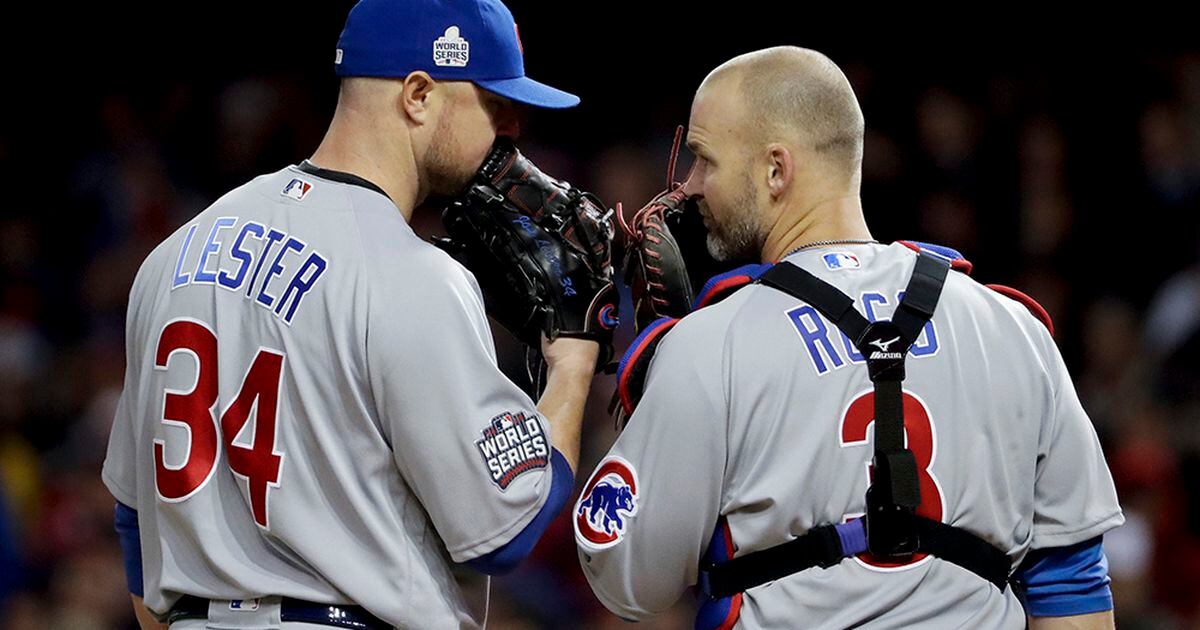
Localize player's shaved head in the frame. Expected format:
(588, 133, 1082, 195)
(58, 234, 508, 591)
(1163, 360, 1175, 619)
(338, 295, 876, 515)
(701, 46, 865, 186)
(687, 46, 871, 263)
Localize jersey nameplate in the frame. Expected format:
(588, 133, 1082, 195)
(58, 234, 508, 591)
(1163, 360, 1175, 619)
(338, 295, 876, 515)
(787, 290, 940, 376)
(171, 217, 329, 326)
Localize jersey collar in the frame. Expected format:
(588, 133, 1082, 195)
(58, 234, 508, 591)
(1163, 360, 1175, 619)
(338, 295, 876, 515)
(296, 160, 391, 202)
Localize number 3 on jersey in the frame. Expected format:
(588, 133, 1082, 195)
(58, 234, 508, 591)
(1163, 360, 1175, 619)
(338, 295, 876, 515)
(153, 318, 285, 528)
(840, 389, 944, 569)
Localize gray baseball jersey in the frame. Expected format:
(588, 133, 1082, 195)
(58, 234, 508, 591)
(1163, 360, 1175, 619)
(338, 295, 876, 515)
(575, 242, 1123, 629)
(102, 163, 557, 628)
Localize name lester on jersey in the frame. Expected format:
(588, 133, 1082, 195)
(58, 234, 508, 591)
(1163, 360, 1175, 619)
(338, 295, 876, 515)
(170, 216, 329, 326)
(476, 412, 549, 490)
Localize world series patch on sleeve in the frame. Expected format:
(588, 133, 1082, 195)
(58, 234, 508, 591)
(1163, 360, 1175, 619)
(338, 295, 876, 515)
(475, 412, 550, 490)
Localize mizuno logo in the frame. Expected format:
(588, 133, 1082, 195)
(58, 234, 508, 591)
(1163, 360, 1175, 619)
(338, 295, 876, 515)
(869, 336, 901, 353)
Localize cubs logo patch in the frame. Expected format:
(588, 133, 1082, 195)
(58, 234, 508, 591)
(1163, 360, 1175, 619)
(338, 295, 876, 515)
(282, 178, 313, 201)
(574, 456, 639, 550)
(433, 26, 470, 68)
(823, 252, 860, 270)
(475, 411, 548, 490)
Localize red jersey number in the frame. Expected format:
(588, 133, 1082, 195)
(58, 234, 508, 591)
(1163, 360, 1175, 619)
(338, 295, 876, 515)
(153, 319, 285, 528)
(840, 390, 943, 568)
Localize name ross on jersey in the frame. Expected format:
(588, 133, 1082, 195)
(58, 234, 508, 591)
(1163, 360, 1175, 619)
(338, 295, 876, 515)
(475, 411, 549, 490)
(171, 217, 329, 326)
(788, 290, 941, 375)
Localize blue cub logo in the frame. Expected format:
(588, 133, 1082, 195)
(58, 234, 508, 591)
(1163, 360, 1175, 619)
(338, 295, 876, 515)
(579, 482, 635, 533)
(574, 457, 640, 550)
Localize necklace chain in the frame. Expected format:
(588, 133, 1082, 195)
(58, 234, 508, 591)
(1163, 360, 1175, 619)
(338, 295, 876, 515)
(783, 238, 879, 259)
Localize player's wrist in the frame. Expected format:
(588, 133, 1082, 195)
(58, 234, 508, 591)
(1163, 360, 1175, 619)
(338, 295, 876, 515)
(542, 336, 600, 376)
(546, 353, 600, 378)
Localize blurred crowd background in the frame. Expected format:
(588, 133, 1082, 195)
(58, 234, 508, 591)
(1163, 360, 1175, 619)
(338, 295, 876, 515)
(1, 4, 1198, 628)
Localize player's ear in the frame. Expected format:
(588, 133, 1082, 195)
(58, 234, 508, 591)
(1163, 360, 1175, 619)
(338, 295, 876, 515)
(401, 71, 437, 125)
(765, 143, 793, 200)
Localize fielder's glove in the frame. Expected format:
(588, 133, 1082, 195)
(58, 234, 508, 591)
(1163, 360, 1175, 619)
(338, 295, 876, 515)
(435, 138, 620, 375)
(616, 126, 697, 332)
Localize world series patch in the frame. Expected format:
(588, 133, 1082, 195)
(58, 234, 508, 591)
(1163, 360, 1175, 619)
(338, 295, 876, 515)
(475, 411, 549, 490)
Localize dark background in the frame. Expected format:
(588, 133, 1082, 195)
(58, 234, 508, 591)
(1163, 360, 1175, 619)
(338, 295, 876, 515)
(0, 3, 1197, 628)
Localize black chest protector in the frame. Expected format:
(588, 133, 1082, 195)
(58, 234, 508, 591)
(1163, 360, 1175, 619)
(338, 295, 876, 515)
(698, 252, 1012, 599)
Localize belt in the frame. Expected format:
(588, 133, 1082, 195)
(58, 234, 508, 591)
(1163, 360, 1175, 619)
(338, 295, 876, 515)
(168, 595, 390, 629)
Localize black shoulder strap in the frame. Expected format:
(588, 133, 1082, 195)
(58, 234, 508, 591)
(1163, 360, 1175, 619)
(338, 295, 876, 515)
(758, 262, 871, 342)
(701, 251, 1009, 597)
(893, 252, 951, 344)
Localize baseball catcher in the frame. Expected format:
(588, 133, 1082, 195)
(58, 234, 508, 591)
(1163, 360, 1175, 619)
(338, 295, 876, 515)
(575, 47, 1121, 630)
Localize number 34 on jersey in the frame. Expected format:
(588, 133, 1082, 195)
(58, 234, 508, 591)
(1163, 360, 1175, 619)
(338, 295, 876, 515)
(152, 318, 286, 529)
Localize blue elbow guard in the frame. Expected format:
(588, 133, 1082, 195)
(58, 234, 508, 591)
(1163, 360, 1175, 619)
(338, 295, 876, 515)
(1016, 536, 1113, 617)
(466, 449, 574, 575)
(114, 502, 143, 597)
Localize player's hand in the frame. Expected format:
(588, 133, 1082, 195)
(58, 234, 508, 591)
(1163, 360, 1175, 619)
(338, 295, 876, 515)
(541, 335, 600, 376)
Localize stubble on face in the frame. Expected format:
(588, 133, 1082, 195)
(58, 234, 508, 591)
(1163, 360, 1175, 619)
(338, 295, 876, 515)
(424, 109, 480, 198)
(704, 166, 766, 262)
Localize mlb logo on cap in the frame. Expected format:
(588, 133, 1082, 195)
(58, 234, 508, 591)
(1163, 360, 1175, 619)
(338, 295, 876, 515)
(823, 252, 860, 270)
(282, 178, 314, 201)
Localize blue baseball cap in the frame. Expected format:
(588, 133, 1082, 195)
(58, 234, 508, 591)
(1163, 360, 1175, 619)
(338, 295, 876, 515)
(335, 0, 580, 109)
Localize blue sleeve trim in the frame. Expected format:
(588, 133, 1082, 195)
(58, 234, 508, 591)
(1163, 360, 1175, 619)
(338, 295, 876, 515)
(1015, 536, 1113, 617)
(0, 488, 23, 598)
(114, 501, 144, 597)
(696, 518, 740, 630)
(466, 449, 574, 575)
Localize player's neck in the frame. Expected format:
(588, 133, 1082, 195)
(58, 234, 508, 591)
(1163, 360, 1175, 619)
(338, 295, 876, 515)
(760, 195, 873, 263)
(309, 117, 420, 220)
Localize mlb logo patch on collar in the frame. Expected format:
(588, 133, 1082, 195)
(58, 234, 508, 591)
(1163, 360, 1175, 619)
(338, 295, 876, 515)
(823, 252, 860, 270)
(282, 178, 314, 201)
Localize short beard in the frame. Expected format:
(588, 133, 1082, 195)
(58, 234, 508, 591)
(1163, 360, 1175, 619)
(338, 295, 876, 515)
(705, 172, 766, 262)
(424, 113, 479, 198)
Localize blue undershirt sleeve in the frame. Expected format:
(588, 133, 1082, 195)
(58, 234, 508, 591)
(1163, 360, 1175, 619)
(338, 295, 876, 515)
(466, 448, 574, 575)
(114, 501, 143, 597)
(1015, 536, 1113, 617)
